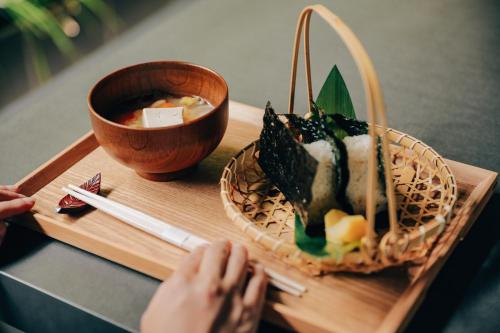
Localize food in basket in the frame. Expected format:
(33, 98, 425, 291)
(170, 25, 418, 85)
(258, 65, 387, 258)
(110, 94, 213, 128)
(259, 82, 386, 227)
(221, 5, 458, 272)
(325, 212, 367, 243)
(324, 209, 367, 256)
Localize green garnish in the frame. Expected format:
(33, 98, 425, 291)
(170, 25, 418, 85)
(316, 65, 356, 120)
(294, 213, 329, 257)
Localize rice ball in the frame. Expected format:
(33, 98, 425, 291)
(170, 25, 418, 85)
(343, 134, 387, 214)
(303, 140, 338, 221)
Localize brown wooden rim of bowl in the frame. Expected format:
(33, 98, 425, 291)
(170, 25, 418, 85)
(87, 60, 229, 132)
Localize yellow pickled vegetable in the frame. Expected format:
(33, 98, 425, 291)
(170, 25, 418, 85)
(326, 215, 367, 244)
(324, 209, 348, 228)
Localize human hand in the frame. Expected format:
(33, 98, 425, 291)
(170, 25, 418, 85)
(0, 185, 35, 245)
(141, 240, 268, 333)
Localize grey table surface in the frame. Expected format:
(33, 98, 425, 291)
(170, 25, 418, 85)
(0, 0, 499, 332)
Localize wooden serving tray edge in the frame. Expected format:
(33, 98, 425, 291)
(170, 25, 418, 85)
(13, 102, 498, 333)
(377, 159, 497, 333)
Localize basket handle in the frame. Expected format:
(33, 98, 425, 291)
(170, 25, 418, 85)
(287, 5, 399, 248)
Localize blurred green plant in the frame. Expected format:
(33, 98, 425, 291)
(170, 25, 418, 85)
(0, 0, 122, 81)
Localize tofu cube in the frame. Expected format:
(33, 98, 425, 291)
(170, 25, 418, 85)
(143, 107, 184, 128)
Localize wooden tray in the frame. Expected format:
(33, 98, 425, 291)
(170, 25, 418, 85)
(15, 101, 497, 333)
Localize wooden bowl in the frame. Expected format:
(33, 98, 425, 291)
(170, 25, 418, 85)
(88, 61, 229, 181)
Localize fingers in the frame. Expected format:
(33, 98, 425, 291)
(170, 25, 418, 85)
(0, 189, 25, 202)
(0, 185, 19, 192)
(243, 264, 268, 308)
(222, 243, 248, 293)
(0, 185, 31, 245)
(0, 197, 35, 220)
(236, 264, 268, 333)
(199, 240, 231, 281)
(176, 245, 207, 278)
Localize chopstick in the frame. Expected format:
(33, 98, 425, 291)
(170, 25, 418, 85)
(62, 185, 306, 297)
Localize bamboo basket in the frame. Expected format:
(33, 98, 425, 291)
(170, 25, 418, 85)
(220, 4, 457, 275)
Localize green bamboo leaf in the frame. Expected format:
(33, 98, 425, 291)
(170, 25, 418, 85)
(316, 65, 356, 120)
(294, 214, 329, 257)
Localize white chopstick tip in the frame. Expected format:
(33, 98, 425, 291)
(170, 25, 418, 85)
(269, 278, 304, 297)
(264, 268, 307, 294)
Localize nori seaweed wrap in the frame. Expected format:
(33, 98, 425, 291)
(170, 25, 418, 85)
(259, 103, 342, 235)
(258, 102, 386, 236)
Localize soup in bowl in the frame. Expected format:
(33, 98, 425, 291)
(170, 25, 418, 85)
(88, 61, 229, 181)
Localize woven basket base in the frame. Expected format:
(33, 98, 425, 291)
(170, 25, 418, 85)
(221, 129, 456, 275)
